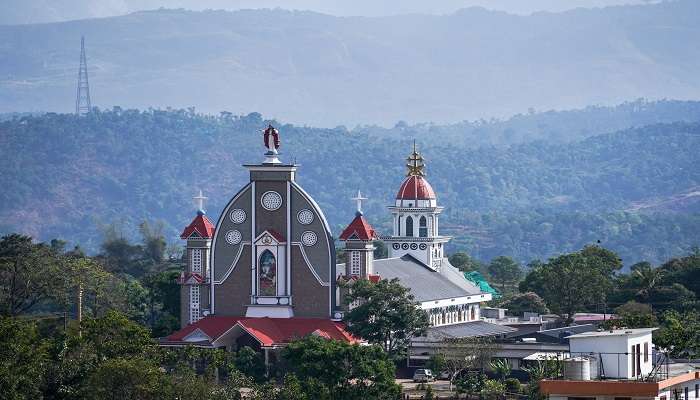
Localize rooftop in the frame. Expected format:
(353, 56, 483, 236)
(566, 327, 658, 339)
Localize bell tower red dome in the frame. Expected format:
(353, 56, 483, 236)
(396, 175, 436, 200)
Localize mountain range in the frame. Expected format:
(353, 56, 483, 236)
(1, 0, 699, 126)
(1, 101, 699, 266)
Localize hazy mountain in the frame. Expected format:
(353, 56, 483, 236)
(1, 103, 699, 265)
(0, 0, 653, 25)
(1, 1, 698, 127)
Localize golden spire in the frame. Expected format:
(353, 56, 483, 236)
(406, 140, 426, 176)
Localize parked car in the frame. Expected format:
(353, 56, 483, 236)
(438, 370, 452, 380)
(413, 369, 435, 382)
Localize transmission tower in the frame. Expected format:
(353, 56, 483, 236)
(75, 36, 91, 115)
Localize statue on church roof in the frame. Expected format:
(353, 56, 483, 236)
(263, 124, 280, 154)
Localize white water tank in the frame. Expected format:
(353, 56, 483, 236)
(564, 357, 592, 380)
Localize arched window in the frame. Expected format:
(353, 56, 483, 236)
(405, 216, 414, 237)
(419, 216, 428, 237)
(258, 250, 277, 296)
(470, 306, 476, 321)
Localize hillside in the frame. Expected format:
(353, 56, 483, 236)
(1, 107, 699, 265)
(1, 1, 700, 126)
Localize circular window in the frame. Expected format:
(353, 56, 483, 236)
(297, 209, 314, 225)
(401, 243, 410, 250)
(301, 231, 318, 247)
(392, 243, 401, 250)
(225, 230, 242, 245)
(419, 243, 427, 250)
(261, 191, 283, 211)
(230, 209, 246, 224)
(410, 243, 418, 250)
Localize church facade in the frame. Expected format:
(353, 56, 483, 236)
(163, 125, 512, 360)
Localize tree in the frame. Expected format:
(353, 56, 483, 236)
(342, 278, 429, 358)
(0, 234, 62, 316)
(499, 292, 549, 316)
(282, 336, 400, 400)
(436, 336, 498, 391)
(84, 358, 166, 400)
(373, 240, 388, 259)
(77, 310, 154, 360)
(233, 346, 266, 383)
(654, 310, 700, 358)
(0, 317, 48, 399)
(449, 252, 480, 272)
(630, 262, 664, 302)
(530, 246, 620, 322)
(490, 358, 511, 381)
(600, 301, 657, 329)
(488, 256, 522, 292)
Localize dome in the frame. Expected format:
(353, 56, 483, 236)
(396, 175, 436, 200)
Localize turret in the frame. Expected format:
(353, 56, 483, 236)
(179, 190, 215, 327)
(339, 190, 378, 279)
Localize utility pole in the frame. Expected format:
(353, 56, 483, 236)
(75, 36, 91, 115)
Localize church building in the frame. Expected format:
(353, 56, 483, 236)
(162, 125, 512, 364)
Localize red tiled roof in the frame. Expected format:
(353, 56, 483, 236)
(368, 274, 381, 283)
(339, 214, 377, 241)
(166, 316, 359, 347)
(167, 316, 244, 341)
(396, 175, 436, 200)
(181, 213, 215, 239)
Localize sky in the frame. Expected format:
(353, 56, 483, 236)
(2, 0, 657, 25)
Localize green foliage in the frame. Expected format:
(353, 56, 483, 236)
(233, 346, 266, 383)
(281, 336, 400, 400)
(426, 353, 446, 376)
(504, 377, 521, 393)
(342, 278, 429, 358)
(523, 246, 621, 321)
(481, 379, 506, 399)
(488, 256, 522, 292)
(2, 110, 700, 266)
(84, 358, 166, 400)
(498, 292, 549, 316)
(449, 252, 482, 272)
(601, 301, 657, 329)
(0, 317, 48, 399)
(490, 358, 511, 381)
(654, 310, 700, 358)
(456, 373, 486, 395)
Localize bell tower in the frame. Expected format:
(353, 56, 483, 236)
(383, 143, 450, 270)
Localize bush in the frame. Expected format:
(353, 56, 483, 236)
(481, 379, 506, 399)
(505, 377, 521, 393)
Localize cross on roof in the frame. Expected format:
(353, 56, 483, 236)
(193, 189, 207, 212)
(351, 190, 367, 213)
(406, 140, 425, 176)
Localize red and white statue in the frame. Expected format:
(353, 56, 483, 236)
(263, 124, 280, 154)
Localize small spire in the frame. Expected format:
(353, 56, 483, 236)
(193, 189, 207, 214)
(406, 141, 426, 177)
(351, 190, 368, 216)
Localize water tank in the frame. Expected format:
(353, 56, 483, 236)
(563, 357, 591, 380)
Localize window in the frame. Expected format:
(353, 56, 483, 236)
(350, 251, 361, 276)
(695, 384, 698, 398)
(470, 306, 476, 320)
(631, 345, 636, 376)
(405, 216, 414, 237)
(685, 387, 689, 400)
(636, 344, 641, 375)
(419, 216, 428, 237)
(644, 342, 649, 362)
(189, 285, 200, 324)
(258, 250, 277, 296)
(191, 249, 202, 274)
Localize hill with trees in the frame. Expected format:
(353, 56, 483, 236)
(1, 102, 699, 265)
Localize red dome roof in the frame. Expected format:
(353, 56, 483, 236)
(396, 175, 436, 200)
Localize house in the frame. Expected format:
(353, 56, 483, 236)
(540, 328, 700, 400)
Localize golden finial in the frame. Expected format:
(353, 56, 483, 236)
(406, 140, 425, 176)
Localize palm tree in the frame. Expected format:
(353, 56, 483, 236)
(631, 262, 664, 302)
